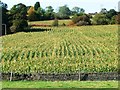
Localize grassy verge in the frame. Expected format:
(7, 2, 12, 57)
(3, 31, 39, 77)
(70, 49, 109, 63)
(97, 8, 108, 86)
(2, 81, 118, 88)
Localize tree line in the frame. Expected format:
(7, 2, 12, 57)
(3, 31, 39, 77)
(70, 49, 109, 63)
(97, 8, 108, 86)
(1, 1, 120, 35)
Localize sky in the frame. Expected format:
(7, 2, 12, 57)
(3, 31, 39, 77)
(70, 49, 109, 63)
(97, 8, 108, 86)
(1, 0, 120, 13)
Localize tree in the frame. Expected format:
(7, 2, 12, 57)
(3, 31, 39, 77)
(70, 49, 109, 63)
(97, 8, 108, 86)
(26, 6, 31, 11)
(27, 6, 34, 15)
(92, 13, 109, 25)
(80, 8, 85, 13)
(10, 3, 27, 20)
(46, 6, 54, 13)
(9, 3, 28, 33)
(72, 7, 85, 15)
(27, 6, 39, 21)
(106, 9, 117, 19)
(58, 5, 71, 19)
(100, 8, 107, 14)
(34, 2, 40, 11)
(28, 13, 39, 21)
(28, 12, 39, 21)
(36, 7, 45, 20)
(45, 6, 55, 20)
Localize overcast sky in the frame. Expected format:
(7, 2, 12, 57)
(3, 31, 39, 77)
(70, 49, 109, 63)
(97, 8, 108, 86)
(1, 0, 119, 13)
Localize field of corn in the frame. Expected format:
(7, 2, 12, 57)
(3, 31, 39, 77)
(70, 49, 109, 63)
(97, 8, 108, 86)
(0, 25, 118, 74)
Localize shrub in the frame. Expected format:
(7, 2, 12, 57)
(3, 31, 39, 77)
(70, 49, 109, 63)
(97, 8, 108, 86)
(52, 19, 58, 26)
(72, 15, 80, 24)
(72, 14, 91, 25)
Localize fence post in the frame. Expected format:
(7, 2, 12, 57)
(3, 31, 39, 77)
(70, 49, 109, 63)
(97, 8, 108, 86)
(10, 70, 13, 81)
(78, 70, 80, 81)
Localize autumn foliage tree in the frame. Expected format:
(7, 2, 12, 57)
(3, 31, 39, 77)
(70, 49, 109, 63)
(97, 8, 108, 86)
(27, 6, 39, 21)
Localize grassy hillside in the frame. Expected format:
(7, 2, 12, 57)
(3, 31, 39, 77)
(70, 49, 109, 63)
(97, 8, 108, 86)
(1, 25, 118, 73)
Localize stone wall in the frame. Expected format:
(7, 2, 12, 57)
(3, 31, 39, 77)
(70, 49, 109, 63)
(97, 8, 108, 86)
(2, 72, 119, 81)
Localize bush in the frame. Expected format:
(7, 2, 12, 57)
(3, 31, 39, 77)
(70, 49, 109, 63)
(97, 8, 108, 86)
(52, 19, 58, 26)
(72, 15, 80, 24)
(72, 14, 91, 25)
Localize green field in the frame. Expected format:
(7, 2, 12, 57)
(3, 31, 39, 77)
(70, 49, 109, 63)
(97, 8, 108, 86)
(2, 81, 118, 88)
(1, 25, 118, 73)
